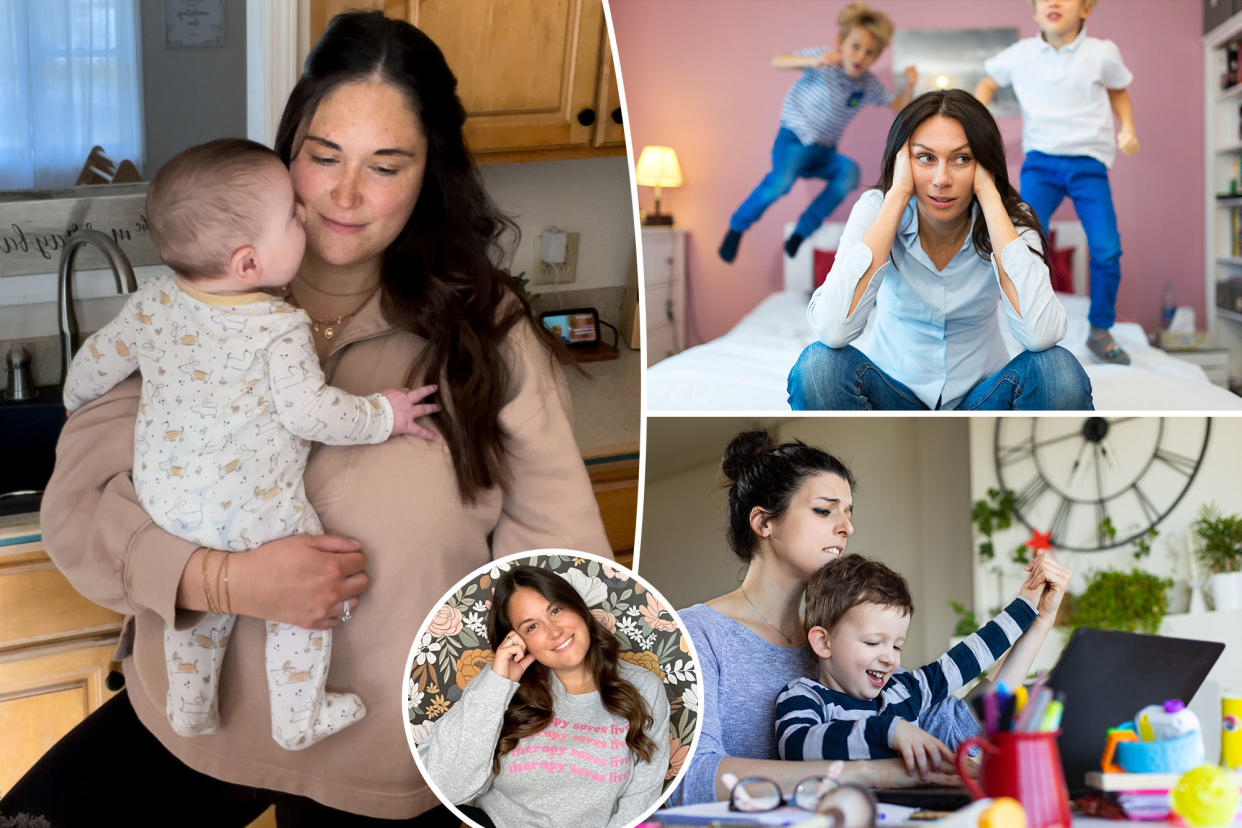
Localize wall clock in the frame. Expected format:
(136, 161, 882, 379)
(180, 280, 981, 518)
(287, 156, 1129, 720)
(993, 418, 1211, 552)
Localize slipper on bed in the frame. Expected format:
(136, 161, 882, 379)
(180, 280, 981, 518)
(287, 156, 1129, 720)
(1087, 327, 1131, 365)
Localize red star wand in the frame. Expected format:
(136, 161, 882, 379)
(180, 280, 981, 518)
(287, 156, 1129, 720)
(1025, 528, 1053, 553)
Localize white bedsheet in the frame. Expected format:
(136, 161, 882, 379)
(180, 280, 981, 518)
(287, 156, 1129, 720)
(646, 291, 1242, 411)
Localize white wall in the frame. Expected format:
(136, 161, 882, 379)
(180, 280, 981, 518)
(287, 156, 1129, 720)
(479, 157, 637, 291)
(638, 417, 974, 669)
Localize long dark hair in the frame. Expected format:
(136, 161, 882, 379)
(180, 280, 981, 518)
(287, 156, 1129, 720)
(486, 565, 658, 776)
(275, 11, 559, 503)
(875, 90, 1049, 267)
(722, 428, 856, 562)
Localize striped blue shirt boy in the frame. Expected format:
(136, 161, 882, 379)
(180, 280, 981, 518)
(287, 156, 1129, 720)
(779, 48, 893, 148)
(775, 597, 1037, 761)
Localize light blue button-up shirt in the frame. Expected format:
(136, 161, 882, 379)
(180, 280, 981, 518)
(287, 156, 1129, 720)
(807, 189, 1068, 410)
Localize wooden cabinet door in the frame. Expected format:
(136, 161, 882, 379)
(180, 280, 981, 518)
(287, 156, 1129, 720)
(0, 642, 119, 793)
(410, 0, 604, 152)
(308, 0, 611, 154)
(593, 22, 625, 148)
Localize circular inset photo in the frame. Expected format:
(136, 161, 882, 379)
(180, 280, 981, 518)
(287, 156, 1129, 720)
(403, 550, 702, 828)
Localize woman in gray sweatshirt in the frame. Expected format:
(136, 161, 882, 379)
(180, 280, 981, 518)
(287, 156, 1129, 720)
(422, 564, 670, 827)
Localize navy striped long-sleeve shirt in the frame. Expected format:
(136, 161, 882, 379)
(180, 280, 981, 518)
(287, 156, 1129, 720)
(774, 597, 1038, 761)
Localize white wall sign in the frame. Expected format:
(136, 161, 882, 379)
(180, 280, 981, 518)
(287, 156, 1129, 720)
(164, 0, 225, 48)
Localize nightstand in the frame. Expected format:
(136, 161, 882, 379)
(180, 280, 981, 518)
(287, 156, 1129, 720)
(641, 227, 687, 367)
(1160, 346, 1231, 387)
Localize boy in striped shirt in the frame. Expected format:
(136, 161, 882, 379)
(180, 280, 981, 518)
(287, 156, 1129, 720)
(719, 2, 916, 264)
(775, 554, 1057, 777)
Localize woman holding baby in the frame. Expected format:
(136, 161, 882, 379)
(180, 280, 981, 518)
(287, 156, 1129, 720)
(3, 11, 608, 827)
(674, 427, 1070, 807)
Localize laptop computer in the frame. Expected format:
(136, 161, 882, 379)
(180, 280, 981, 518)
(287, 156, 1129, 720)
(874, 627, 1224, 809)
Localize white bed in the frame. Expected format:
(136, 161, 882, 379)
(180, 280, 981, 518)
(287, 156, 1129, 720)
(647, 222, 1242, 411)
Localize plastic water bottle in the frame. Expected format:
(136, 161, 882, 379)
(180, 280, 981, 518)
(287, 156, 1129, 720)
(1162, 283, 1176, 329)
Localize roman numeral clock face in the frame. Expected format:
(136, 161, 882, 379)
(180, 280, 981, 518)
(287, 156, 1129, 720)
(994, 418, 1211, 552)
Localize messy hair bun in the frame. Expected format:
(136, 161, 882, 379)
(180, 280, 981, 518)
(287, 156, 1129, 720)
(722, 428, 855, 562)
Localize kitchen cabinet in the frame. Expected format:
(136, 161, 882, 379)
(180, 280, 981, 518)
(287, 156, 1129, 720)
(307, 0, 625, 162)
(0, 520, 123, 794)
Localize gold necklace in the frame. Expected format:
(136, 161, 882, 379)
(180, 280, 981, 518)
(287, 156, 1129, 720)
(285, 285, 380, 341)
(740, 585, 797, 646)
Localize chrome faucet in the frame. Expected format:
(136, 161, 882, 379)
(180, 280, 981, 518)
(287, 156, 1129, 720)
(57, 229, 138, 387)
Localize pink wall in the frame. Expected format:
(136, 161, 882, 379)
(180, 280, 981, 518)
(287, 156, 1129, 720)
(612, 0, 1204, 345)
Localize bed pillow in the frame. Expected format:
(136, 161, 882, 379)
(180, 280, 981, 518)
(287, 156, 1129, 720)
(1047, 229, 1074, 294)
(813, 248, 836, 289)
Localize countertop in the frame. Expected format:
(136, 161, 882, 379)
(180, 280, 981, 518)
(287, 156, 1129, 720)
(564, 346, 642, 462)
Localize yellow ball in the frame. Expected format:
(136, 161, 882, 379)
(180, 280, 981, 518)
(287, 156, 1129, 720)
(979, 797, 1027, 828)
(1170, 765, 1241, 827)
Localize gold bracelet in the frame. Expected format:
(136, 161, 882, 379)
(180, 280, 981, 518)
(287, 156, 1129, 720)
(199, 547, 217, 614)
(214, 550, 223, 616)
(217, 551, 231, 615)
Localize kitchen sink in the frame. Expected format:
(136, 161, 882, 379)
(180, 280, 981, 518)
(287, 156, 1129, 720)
(0, 385, 66, 518)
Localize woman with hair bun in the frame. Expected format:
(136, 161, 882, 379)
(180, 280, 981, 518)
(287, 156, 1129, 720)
(676, 428, 962, 806)
(678, 427, 1064, 806)
(424, 565, 669, 827)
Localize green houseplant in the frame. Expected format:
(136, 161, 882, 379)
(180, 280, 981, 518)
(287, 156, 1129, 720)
(1067, 568, 1173, 635)
(1194, 503, 1242, 611)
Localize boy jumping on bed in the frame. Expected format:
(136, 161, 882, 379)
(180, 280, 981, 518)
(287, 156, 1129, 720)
(718, 1, 916, 264)
(975, 0, 1138, 365)
(774, 554, 1066, 776)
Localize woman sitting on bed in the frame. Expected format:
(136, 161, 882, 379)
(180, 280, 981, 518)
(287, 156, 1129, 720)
(787, 89, 1093, 411)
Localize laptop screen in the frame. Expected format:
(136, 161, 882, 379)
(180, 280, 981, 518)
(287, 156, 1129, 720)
(1048, 627, 1224, 794)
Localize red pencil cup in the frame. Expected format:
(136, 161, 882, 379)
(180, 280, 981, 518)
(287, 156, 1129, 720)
(955, 731, 1072, 828)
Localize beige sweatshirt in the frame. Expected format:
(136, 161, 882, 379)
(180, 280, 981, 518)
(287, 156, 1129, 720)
(40, 290, 613, 819)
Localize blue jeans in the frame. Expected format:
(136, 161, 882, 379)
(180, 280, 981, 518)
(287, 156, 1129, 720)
(1020, 150, 1121, 330)
(787, 344, 1094, 410)
(730, 127, 860, 239)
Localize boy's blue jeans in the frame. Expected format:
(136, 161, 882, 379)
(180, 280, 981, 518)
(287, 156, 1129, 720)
(730, 127, 860, 240)
(787, 344, 1094, 411)
(1020, 150, 1122, 330)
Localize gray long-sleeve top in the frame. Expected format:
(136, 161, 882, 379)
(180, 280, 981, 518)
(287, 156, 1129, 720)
(423, 662, 670, 827)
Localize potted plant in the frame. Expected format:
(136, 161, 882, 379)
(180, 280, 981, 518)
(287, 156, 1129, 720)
(1067, 568, 1174, 635)
(1194, 503, 1242, 612)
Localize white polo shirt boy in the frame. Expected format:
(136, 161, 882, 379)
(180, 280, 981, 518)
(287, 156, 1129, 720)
(983, 25, 1133, 168)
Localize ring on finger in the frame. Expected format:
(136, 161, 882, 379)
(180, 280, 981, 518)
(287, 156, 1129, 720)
(341, 599, 353, 622)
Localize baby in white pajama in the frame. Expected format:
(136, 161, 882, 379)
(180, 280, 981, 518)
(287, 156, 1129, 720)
(63, 139, 436, 750)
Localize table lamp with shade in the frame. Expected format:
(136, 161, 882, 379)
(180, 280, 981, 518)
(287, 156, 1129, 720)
(635, 145, 682, 226)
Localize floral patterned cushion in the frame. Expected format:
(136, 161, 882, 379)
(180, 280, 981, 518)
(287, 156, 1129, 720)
(406, 553, 699, 789)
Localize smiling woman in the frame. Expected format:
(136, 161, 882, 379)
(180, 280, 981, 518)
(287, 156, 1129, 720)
(787, 89, 1094, 412)
(416, 558, 678, 828)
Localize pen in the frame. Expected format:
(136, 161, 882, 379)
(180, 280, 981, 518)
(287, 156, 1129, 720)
(1041, 699, 1065, 732)
(1017, 686, 1052, 732)
(1013, 685, 1029, 714)
(982, 692, 999, 734)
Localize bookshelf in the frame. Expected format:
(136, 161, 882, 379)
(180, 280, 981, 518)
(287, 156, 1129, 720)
(1205, 12, 1242, 384)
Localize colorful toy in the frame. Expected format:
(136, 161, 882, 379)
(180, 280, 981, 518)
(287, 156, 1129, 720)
(1169, 765, 1241, 828)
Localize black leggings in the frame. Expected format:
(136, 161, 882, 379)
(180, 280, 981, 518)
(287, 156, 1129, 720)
(0, 692, 462, 827)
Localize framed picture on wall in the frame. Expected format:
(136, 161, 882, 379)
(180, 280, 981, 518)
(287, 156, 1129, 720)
(164, 0, 225, 48)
